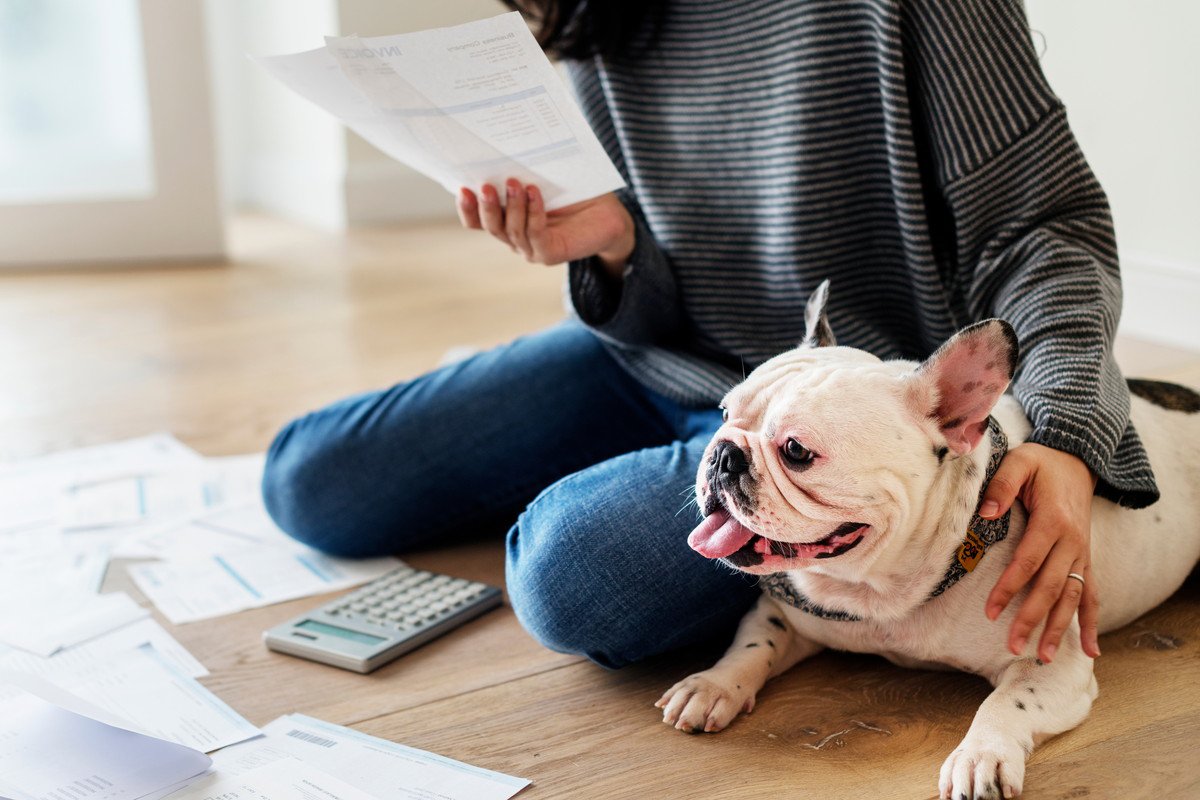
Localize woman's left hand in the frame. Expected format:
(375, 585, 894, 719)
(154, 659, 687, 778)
(978, 442, 1101, 662)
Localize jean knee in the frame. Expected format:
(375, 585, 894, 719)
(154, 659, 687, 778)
(261, 416, 369, 558)
(506, 507, 599, 665)
(505, 481, 647, 669)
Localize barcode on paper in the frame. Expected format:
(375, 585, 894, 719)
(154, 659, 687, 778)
(286, 728, 338, 748)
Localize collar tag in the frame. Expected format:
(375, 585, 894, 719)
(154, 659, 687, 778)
(956, 528, 986, 572)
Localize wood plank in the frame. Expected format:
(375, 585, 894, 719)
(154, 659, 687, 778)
(5, 214, 1199, 798)
(103, 539, 581, 728)
(352, 574, 1200, 798)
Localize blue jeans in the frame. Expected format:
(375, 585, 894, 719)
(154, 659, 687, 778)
(261, 321, 760, 668)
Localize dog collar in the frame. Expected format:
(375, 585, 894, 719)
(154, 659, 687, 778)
(762, 417, 1011, 621)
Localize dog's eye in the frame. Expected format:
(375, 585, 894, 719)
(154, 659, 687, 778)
(781, 438, 816, 467)
(721, 407, 729, 422)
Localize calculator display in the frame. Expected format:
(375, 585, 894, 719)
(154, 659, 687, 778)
(297, 619, 387, 645)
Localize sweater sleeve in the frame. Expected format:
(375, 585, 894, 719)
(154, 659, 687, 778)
(567, 189, 685, 346)
(905, 0, 1159, 507)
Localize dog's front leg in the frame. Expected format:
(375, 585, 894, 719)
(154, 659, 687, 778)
(939, 636, 1097, 799)
(656, 595, 822, 733)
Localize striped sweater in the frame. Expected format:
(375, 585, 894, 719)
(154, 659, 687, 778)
(563, 0, 1158, 508)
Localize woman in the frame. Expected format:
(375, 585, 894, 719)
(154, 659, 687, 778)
(262, 0, 1158, 669)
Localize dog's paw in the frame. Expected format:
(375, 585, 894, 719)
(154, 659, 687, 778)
(654, 672, 755, 734)
(938, 734, 1026, 799)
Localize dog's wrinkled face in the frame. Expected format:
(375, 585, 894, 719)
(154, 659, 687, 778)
(691, 347, 924, 576)
(689, 282, 1018, 578)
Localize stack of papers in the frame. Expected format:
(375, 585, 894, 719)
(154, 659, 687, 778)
(0, 590, 148, 656)
(0, 686, 212, 800)
(187, 714, 530, 800)
(0, 434, 401, 640)
(255, 12, 625, 210)
(0, 621, 259, 753)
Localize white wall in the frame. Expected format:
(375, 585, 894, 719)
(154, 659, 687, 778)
(1025, 0, 1200, 349)
(205, 0, 503, 230)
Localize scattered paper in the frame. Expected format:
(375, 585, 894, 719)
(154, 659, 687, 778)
(116, 499, 298, 561)
(0, 590, 148, 657)
(166, 758, 378, 800)
(0, 686, 211, 800)
(130, 546, 401, 624)
(210, 714, 530, 800)
(0, 539, 111, 595)
(0, 617, 208, 680)
(255, 12, 625, 209)
(0, 642, 259, 753)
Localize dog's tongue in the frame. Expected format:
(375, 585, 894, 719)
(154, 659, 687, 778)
(688, 510, 756, 559)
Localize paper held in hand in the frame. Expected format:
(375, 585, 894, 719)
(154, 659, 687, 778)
(254, 12, 626, 210)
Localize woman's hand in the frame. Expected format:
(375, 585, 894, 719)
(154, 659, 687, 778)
(980, 442, 1101, 663)
(457, 180, 635, 279)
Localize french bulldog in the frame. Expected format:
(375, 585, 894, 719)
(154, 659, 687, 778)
(658, 281, 1200, 799)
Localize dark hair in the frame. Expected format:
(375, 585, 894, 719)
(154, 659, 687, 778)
(502, 0, 667, 60)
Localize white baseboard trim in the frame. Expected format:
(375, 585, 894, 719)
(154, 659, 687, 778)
(344, 162, 457, 225)
(1119, 252, 1200, 350)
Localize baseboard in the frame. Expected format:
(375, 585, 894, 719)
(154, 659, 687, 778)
(343, 161, 458, 225)
(1118, 253, 1200, 350)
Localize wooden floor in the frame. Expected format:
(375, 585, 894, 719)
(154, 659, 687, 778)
(3, 215, 1199, 799)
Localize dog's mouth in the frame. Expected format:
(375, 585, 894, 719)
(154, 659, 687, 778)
(688, 510, 869, 569)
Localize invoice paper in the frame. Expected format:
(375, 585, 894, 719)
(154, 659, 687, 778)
(0, 590, 148, 656)
(0, 643, 259, 753)
(0, 688, 211, 800)
(0, 433, 203, 534)
(209, 714, 530, 800)
(0, 618, 208, 681)
(129, 546, 401, 624)
(115, 499, 298, 561)
(162, 758, 378, 800)
(59, 453, 265, 534)
(255, 12, 625, 210)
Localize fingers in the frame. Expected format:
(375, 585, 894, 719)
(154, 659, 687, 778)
(979, 454, 1027, 520)
(999, 535, 1074, 656)
(456, 188, 481, 230)
(504, 180, 531, 259)
(1032, 556, 1086, 662)
(525, 185, 547, 256)
(468, 181, 546, 260)
(478, 183, 513, 248)
(1077, 567, 1101, 657)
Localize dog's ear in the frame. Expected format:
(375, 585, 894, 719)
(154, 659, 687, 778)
(802, 279, 836, 348)
(908, 320, 1018, 455)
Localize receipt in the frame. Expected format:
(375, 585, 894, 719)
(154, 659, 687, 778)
(255, 12, 626, 209)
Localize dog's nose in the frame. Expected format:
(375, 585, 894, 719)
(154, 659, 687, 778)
(714, 440, 750, 478)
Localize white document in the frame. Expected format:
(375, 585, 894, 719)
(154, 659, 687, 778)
(0, 538, 111, 595)
(210, 714, 530, 800)
(0, 590, 148, 657)
(0, 617, 208, 681)
(60, 454, 265, 533)
(255, 12, 625, 210)
(116, 499, 297, 561)
(0, 688, 211, 800)
(0, 434, 203, 535)
(164, 758, 377, 800)
(129, 547, 401, 624)
(0, 643, 259, 753)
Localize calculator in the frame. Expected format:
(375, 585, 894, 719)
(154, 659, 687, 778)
(263, 564, 503, 673)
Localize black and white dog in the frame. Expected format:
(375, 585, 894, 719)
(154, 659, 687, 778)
(659, 283, 1200, 799)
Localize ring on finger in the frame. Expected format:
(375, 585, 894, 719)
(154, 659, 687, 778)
(1066, 572, 1085, 586)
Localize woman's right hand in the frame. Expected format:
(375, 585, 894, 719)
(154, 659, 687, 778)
(457, 180, 635, 280)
